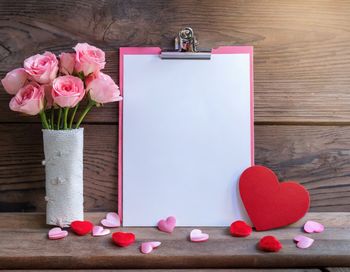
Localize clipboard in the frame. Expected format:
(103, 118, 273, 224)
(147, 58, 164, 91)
(119, 28, 254, 226)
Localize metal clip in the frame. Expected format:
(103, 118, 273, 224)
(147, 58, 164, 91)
(175, 27, 198, 52)
(160, 27, 211, 60)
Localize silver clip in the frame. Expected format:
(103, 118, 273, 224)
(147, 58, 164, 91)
(160, 27, 211, 60)
(175, 27, 198, 52)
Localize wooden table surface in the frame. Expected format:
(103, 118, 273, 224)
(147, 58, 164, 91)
(1, 212, 349, 270)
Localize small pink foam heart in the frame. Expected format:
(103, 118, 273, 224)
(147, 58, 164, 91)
(140, 241, 161, 254)
(48, 227, 68, 240)
(304, 220, 324, 233)
(157, 216, 176, 233)
(101, 212, 121, 228)
(294, 235, 314, 249)
(190, 229, 209, 242)
(92, 226, 111, 237)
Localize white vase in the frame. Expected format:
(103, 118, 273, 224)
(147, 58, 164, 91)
(42, 128, 84, 227)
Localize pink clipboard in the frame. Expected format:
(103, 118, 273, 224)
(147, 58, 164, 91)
(119, 46, 254, 225)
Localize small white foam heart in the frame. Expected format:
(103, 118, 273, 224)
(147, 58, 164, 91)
(48, 227, 68, 240)
(190, 229, 209, 242)
(92, 226, 111, 237)
(140, 241, 161, 254)
(101, 212, 121, 228)
(304, 220, 324, 233)
(294, 235, 314, 249)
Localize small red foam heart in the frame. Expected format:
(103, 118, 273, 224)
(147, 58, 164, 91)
(112, 232, 135, 247)
(230, 220, 252, 237)
(239, 165, 310, 231)
(71, 220, 94, 236)
(258, 236, 282, 252)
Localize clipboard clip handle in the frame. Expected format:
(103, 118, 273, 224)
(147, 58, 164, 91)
(175, 27, 198, 52)
(160, 27, 211, 60)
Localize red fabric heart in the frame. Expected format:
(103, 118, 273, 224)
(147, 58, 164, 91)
(258, 236, 282, 252)
(71, 220, 93, 236)
(112, 232, 135, 247)
(239, 165, 310, 231)
(230, 220, 252, 237)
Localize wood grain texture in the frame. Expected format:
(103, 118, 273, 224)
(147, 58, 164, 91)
(255, 125, 350, 212)
(0, 0, 350, 123)
(1, 212, 348, 228)
(1, 125, 350, 212)
(0, 124, 118, 212)
(0, 213, 349, 269)
(325, 269, 350, 272)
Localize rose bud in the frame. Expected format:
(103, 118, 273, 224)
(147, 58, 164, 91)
(1, 68, 29, 95)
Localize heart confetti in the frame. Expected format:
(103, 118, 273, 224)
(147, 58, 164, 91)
(140, 241, 161, 254)
(230, 220, 252, 237)
(71, 220, 94, 236)
(112, 231, 135, 247)
(157, 216, 176, 233)
(258, 236, 282, 252)
(48, 227, 68, 240)
(190, 229, 209, 242)
(101, 212, 121, 228)
(304, 220, 324, 233)
(92, 226, 111, 237)
(294, 235, 314, 249)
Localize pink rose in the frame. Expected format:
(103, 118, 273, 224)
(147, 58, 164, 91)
(74, 43, 105, 76)
(24, 51, 58, 84)
(1, 68, 28, 95)
(9, 82, 45, 115)
(59, 52, 75, 75)
(52, 75, 85, 107)
(86, 72, 122, 104)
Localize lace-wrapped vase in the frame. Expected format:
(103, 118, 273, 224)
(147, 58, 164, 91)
(42, 128, 84, 227)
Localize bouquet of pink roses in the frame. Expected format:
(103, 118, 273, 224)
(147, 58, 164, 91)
(1, 43, 122, 129)
(1, 43, 122, 226)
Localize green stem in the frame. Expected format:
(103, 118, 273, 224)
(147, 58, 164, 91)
(61, 112, 64, 129)
(47, 116, 51, 129)
(50, 108, 54, 130)
(39, 111, 50, 129)
(75, 100, 95, 128)
(69, 103, 79, 129)
(57, 108, 62, 130)
(63, 107, 69, 130)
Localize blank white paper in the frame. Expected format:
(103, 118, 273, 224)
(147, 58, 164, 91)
(122, 51, 253, 226)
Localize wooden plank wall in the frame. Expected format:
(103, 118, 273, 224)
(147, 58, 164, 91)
(0, 0, 350, 212)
